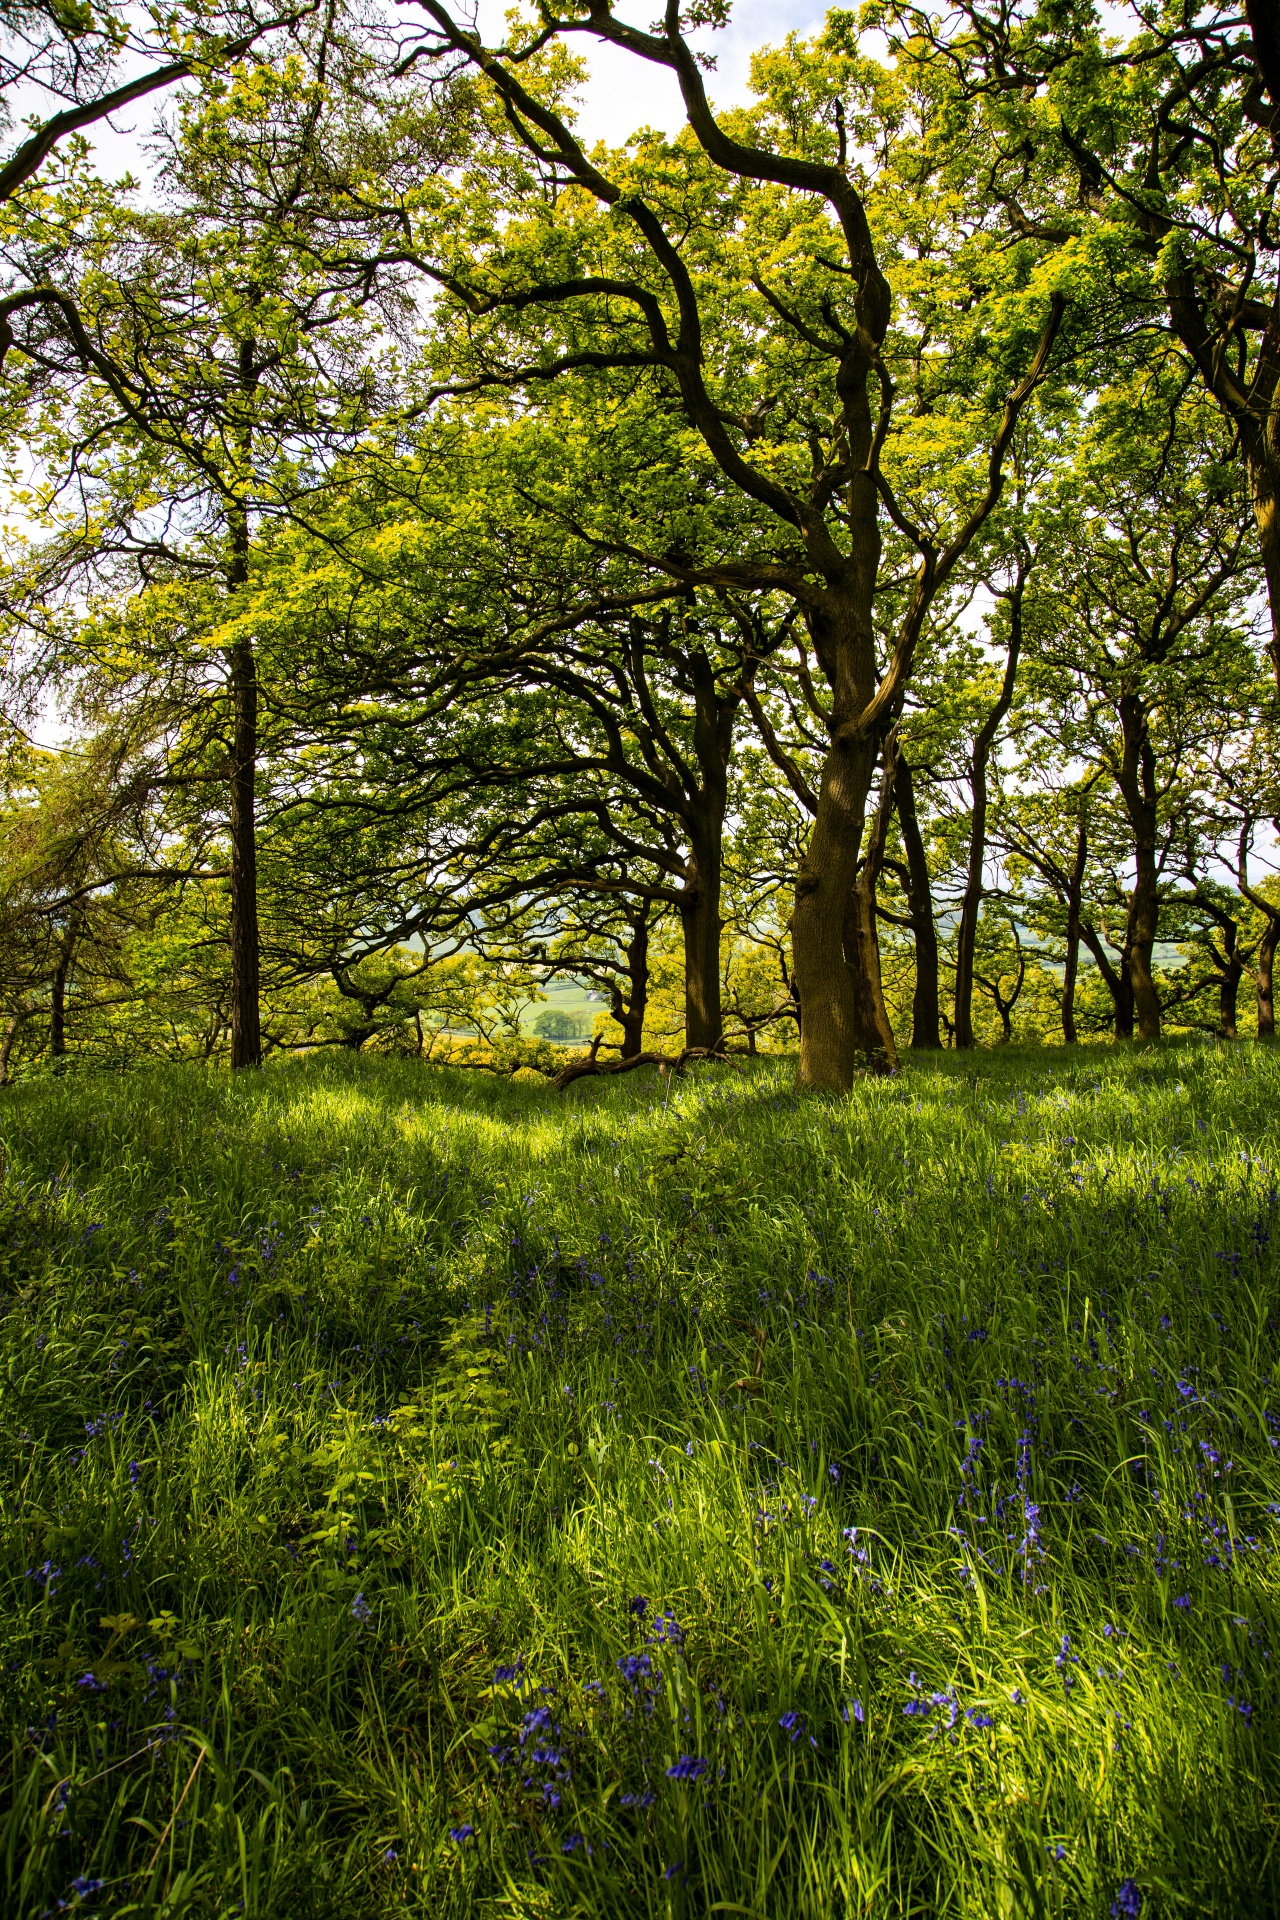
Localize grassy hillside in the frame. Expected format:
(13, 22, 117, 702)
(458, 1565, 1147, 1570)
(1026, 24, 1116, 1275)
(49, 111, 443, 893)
(2, 1045, 1278, 1918)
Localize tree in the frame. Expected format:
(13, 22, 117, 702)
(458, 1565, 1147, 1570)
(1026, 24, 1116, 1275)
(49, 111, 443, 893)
(883, 0, 1280, 674)
(1016, 382, 1256, 1039)
(366, 2, 1065, 1089)
(1, 28, 470, 1062)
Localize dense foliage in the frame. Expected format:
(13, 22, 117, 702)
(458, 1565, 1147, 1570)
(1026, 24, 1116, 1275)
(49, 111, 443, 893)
(0, 0, 1277, 1082)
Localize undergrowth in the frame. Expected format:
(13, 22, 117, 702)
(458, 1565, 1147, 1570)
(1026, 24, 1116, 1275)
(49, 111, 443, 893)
(1, 1043, 1278, 1918)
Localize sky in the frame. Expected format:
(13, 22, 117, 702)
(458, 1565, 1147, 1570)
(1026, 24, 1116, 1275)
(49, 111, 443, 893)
(57, 0, 832, 179)
(476, 0, 830, 144)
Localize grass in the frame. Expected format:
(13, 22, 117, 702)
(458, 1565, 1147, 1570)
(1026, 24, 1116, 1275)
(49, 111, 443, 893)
(1, 1043, 1278, 1919)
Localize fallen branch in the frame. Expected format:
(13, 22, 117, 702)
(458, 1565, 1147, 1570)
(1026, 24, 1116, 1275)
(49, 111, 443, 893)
(552, 1042, 728, 1092)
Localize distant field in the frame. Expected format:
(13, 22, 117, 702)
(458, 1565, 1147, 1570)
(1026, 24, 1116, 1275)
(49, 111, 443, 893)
(519, 979, 607, 1038)
(2, 1045, 1279, 1916)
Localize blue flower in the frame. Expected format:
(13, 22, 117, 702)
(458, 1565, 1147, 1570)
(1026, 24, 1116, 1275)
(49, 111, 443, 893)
(617, 1653, 652, 1686)
(647, 1612, 684, 1648)
(562, 1832, 585, 1853)
(966, 1709, 995, 1729)
(666, 1754, 709, 1782)
(1111, 1880, 1142, 1917)
(1173, 1594, 1191, 1612)
(1010, 1688, 1024, 1705)
(76, 1673, 106, 1693)
(383, 1848, 398, 1865)
(448, 1824, 475, 1846)
(662, 1861, 685, 1882)
(778, 1710, 807, 1742)
(628, 1596, 649, 1616)
(493, 1663, 523, 1683)
(351, 1593, 372, 1627)
(70, 1876, 103, 1899)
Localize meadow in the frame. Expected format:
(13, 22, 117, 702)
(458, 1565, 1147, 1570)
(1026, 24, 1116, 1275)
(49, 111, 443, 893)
(2, 1044, 1279, 1919)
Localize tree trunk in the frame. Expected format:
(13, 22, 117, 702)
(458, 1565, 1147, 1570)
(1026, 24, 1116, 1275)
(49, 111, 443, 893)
(1250, 456, 1280, 686)
(1061, 821, 1087, 1045)
(1257, 918, 1279, 1037)
(680, 820, 723, 1052)
(894, 757, 942, 1049)
(845, 741, 899, 1069)
(955, 576, 1024, 1050)
(228, 631, 262, 1069)
(1220, 955, 1242, 1037)
(794, 728, 879, 1088)
(617, 909, 649, 1059)
(227, 336, 261, 1071)
(1079, 920, 1131, 1037)
(50, 939, 71, 1060)
(0, 1009, 25, 1085)
(1116, 692, 1161, 1042)
(1116, 958, 1135, 1040)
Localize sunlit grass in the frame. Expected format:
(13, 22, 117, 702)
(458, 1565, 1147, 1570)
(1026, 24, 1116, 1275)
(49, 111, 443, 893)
(2, 1044, 1278, 1916)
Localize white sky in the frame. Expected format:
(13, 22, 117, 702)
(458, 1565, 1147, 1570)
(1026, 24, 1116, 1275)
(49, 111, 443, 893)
(52, 1, 831, 179)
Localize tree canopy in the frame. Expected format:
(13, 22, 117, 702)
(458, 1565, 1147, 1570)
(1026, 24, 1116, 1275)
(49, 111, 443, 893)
(1, 0, 1277, 1087)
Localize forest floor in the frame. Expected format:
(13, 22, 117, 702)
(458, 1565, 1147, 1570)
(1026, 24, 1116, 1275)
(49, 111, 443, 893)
(2, 1044, 1278, 1919)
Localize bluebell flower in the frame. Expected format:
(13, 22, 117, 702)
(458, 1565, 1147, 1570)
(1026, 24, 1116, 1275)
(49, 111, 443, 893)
(70, 1876, 103, 1899)
(663, 1861, 685, 1882)
(493, 1663, 523, 1683)
(628, 1596, 649, 1616)
(562, 1832, 585, 1853)
(620, 1786, 656, 1809)
(76, 1673, 106, 1693)
(351, 1593, 372, 1627)
(666, 1755, 709, 1782)
(1010, 1688, 1024, 1705)
(383, 1848, 398, 1865)
(448, 1824, 475, 1845)
(1173, 1594, 1191, 1612)
(966, 1709, 994, 1729)
(647, 1612, 684, 1648)
(778, 1711, 807, 1742)
(1111, 1880, 1142, 1917)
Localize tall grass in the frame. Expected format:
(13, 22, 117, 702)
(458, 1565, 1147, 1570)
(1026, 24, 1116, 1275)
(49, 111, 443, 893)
(1, 1044, 1278, 1918)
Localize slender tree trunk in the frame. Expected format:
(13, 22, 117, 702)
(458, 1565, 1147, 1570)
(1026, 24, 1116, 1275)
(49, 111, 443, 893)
(681, 817, 723, 1052)
(0, 1009, 25, 1085)
(1257, 918, 1278, 1038)
(1116, 958, 1136, 1040)
(227, 336, 261, 1071)
(894, 756, 942, 1049)
(1220, 954, 1242, 1037)
(1080, 920, 1129, 1037)
(618, 909, 650, 1059)
(676, 652, 734, 1053)
(1061, 821, 1087, 1045)
(955, 577, 1024, 1050)
(50, 938, 72, 1060)
(845, 741, 899, 1069)
(228, 630, 262, 1069)
(1116, 693, 1161, 1041)
(1250, 457, 1280, 685)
